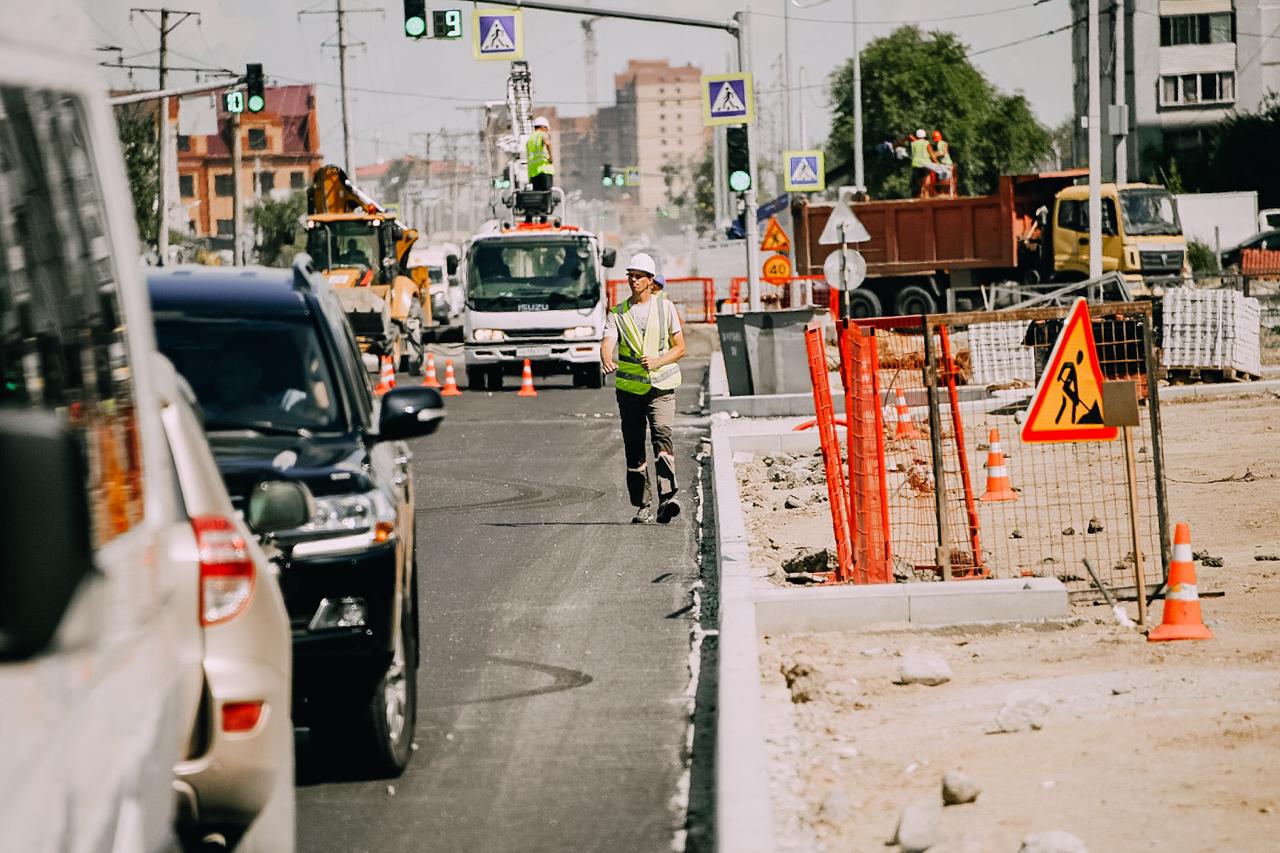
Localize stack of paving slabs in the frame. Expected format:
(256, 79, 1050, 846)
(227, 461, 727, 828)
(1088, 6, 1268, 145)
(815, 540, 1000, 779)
(1161, 287, 1262, 378)
(967, 320, 1036, 387)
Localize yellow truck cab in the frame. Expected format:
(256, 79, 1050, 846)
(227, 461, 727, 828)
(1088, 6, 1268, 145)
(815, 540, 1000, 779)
(1052, 183, 1189, 293)
(305, 166, 426, 374)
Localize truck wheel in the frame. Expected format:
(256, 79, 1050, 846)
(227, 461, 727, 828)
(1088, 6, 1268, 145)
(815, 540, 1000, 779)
(582, 364, 603, 388)
(486, 366, 504, 390)
(894, 285, 937, 316)
(847, 289, 882, 319)
(466, 366, 485, 391)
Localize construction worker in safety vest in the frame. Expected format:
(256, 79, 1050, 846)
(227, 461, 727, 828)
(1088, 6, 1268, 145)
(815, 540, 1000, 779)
(527, 116, 555, 192)
(909, 129, 932, 198)
(602, 252, 687, 524)
(931, 130, 952, 167)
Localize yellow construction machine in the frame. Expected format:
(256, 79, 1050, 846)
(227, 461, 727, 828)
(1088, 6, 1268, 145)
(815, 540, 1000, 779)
(305, 164, 429, 374)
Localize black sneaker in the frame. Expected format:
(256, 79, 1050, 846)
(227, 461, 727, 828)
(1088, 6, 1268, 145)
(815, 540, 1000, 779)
(656, 499, 681, 524)
(631, 506, 654, 524)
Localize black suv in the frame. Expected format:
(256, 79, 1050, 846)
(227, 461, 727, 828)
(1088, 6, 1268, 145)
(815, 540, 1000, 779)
(149, 256, 443, 776)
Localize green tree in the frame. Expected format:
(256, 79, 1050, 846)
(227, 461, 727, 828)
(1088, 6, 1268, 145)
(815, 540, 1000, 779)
(114, 102, 159, 243)
(1204, 93, 1280, 208)
(690, 147, 715, 235)
(825, 26, 1052, 199)
(249, 191, 306, 267)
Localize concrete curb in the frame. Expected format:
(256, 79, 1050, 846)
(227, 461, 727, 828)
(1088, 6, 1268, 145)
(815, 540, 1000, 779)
(1159, 377, 1280, 400)
(710, 424, 775, 853)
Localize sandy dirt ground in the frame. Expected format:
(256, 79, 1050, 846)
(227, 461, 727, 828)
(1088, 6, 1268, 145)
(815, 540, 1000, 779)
(751, 394, 1280, 852)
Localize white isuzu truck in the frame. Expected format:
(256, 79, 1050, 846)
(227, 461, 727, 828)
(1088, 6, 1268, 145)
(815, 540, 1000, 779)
(461, 221, 616, 390)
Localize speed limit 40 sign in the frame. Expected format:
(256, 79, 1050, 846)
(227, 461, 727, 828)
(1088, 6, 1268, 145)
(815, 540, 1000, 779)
(762, 253, 792, 283)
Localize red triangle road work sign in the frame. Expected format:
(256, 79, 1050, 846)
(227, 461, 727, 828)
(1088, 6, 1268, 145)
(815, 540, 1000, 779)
(1020, 298, 1119, 443)
(759, 216, 791, 253)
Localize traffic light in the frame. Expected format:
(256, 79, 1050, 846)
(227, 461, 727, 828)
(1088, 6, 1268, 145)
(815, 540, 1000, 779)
(245, 63, 265, 113)
(726, 125, 750, 192)
(492, 175, 511, 190)
(602, 164, 614, 187)
(403, 0, 427, 38)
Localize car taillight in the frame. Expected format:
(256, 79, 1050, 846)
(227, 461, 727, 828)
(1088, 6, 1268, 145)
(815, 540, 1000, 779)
(221, 701, 265, 733)
(192, 515, 254, 626)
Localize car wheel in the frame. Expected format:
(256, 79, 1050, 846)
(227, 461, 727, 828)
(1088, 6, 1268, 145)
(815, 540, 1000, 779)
(359, 596, 417, 777)
(893, 284, 938, 317)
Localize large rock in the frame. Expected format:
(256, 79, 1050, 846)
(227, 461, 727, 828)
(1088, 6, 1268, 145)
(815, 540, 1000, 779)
(782, 548, 833, 575)
(1018, 830, 1088, 853)
(995, 688, 1052, 733)
(780, 655, 820, 703)
(890, 798, 941, 853)
(896, 652, 953, 687)
(941, 770, 981, 805)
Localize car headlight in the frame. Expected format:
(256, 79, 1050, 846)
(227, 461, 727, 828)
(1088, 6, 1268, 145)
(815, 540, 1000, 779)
(289, 490, 396, 557)
(564, 325, 595, 339)
(473, 328, 506, 342)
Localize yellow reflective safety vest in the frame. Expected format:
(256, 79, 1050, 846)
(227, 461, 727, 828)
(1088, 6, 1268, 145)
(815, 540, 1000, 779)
(527, 130, 555, 177)
(934, 139, 952, 165)
(910, 138, 932, 168)
(613, 295, 682, 395)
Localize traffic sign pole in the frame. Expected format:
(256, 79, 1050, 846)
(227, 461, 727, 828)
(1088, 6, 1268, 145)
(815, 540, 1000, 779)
(735, 11, 762, 312)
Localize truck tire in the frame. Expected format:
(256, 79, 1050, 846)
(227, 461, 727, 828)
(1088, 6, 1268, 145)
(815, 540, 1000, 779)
(575, 364, 604, 389)
(894, 285, 938, 316)
(846, 289, 882, 319)
(486, 365, 504, 390)
(466, 366, 486, 391)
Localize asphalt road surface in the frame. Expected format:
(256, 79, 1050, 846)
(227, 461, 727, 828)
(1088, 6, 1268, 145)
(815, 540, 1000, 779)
(296, 361, 709, 852)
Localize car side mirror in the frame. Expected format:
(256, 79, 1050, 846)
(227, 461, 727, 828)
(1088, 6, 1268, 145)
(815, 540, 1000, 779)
(446, 254, 459, 276)
(602, 248, 617, 268)
(247, 480, 315, 536)
(0, 410, 96, 661)
(377, 386, 445, 441)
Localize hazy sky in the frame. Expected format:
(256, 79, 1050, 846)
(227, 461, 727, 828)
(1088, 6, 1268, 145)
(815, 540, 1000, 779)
(84, 0, 1073, 167)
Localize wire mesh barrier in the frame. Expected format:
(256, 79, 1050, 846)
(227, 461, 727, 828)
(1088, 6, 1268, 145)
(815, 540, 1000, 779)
(722, 275, 825, 315)
(607, 277, 716, 323)
(805, 302, 1169, 599)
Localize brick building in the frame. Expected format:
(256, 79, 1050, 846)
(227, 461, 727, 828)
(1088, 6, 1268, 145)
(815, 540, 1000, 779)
(177, 85, 323, 238)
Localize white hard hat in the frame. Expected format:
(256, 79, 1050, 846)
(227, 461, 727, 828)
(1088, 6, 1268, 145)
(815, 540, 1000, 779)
(626, 252, 657, 276)
(533, 116, 550, 128)
(915, 129, 926, 138)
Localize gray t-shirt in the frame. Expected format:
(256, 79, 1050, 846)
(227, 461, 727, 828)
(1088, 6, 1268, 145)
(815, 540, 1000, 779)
(603, 297, 682, 344)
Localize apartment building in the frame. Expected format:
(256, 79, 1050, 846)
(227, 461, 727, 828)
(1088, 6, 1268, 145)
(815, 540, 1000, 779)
(1072, 0, 1279, 181)
(177, 84, 323, 238)
(613, 59, 709, 211)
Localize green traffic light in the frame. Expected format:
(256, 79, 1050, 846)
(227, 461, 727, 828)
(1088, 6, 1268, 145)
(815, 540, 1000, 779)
(247, 94, 265, 113)
(728, 170, 751, 192)
(405, 16, 426, 37)
(601, 176, 612, 187)
(613, 175, 625, 187)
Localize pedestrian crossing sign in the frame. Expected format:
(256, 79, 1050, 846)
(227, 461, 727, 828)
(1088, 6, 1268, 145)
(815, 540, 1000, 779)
(473, 9, 522, 60)
(1021, 298, 1119, 443)
(701, 73, 754, 126)
(624, 166, 640, 187)
(759, 216, 790, 253)
(783, 150, 824, 192)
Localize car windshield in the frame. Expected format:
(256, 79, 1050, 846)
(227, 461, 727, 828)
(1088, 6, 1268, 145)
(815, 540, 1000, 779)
(467, 237, 600, 311)
(153, 314, 345, 433)
(1119, 189, 1181, 236)
(307, 220, 383, 273)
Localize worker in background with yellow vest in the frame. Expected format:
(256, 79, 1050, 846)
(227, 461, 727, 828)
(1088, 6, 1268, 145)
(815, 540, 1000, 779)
(909, 128, 932, 198)
(602, 252, 687, 524)
(527, 116, 555, 192)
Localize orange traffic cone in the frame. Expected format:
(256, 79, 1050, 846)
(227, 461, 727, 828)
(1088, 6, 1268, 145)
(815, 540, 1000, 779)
(422, 352, 440, 388)
(374, 355, 395, 395)
(978, 428, 1018, 502)
(1149, 522, 1213, 642)
(440, 359, 462, 396)
(893, 389, 922, 439)
(517, 358, 538, 397)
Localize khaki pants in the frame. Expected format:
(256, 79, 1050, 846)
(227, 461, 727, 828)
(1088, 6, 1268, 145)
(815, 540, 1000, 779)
(617, 389, 676, 508)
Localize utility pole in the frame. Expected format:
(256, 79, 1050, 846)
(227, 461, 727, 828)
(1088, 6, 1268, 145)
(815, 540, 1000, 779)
(581, 18, 602, 110)
(852, 0, 864, 192)
(231, 111, 243, 264)
(301, 1, 375, 174)
(783, 2, 791, 154)
(1113, 0, 1128, 184)
(1087, 0, 1102, 278)
(131, 7, 200, 265)
(337, 0, 354, 173)
(712, 126, 726, 235)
